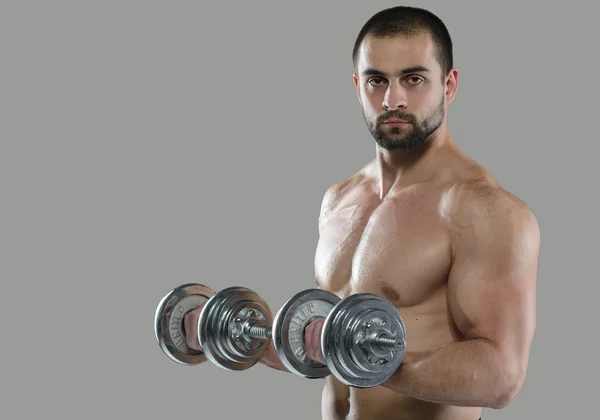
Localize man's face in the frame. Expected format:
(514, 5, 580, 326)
(353, 32, 449, 150)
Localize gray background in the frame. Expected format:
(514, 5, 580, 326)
(2, 1, 597, 419)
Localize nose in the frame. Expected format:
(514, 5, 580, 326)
(382, 83, 407, 110)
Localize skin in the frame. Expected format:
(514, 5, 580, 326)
(184, 31, 539, 420)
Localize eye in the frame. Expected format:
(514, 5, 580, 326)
(367, 77, 387, 86)
(406, 76, 424, 85)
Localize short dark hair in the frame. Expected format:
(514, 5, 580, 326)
(352, 6, 453, 80)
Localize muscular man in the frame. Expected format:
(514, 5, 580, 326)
(186, 6, 539, 420)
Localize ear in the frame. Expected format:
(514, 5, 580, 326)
(353, 73, 362, 105)
(445, 68, 459, 104)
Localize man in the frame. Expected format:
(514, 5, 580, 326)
(186, 5, 539, 420)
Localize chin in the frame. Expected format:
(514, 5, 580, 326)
(378, 138, 427, 151)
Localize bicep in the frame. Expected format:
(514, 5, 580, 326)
(447, 189, 539, 362)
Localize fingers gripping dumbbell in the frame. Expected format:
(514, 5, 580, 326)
(272, 289, 407, 388)
(154, 283, 272, 370)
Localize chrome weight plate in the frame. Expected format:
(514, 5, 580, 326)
(198, 286, 273, 371)
(321, 293, 406, 388)
(272, 289, 341, 378)
(154, 283, 215, 365)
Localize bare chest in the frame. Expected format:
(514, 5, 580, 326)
(314, 191, 451, 307)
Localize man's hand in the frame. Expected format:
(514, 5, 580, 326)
(304, 318, 326, 364)
(259, 317, 327, 372)
(183, 307, 203, 351)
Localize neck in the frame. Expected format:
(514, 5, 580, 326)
(374, 125, 451, 198)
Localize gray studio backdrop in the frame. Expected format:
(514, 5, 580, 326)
(2, 1, 596, 419)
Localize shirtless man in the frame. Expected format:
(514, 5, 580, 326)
(185, 5, 539, 420)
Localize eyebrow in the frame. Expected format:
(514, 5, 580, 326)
(361, 66, 431, 78)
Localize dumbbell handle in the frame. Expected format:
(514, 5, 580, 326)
(246, 323, 272, 340)
(233, 318, 272, 342)
(240, 319, 397, 350)
(372, 335, 402, 351)
(237, 310, 402, 361)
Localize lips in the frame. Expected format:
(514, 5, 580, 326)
(382, 119, 410, 128)
(382, 119, 409, 124)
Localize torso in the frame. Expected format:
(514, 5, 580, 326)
(314, 152, 492, 420)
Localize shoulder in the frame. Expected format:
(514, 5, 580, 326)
(449, 178, 537, 226)
(318, 166, 371, 228)
(320, 178, 353, 213)
(443, 178, 540, 257)
(436, 149, 538, 232)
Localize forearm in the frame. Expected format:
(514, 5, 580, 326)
(382, 338, 520, 408)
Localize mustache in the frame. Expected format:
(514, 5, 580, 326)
(377, 111, 414, 124)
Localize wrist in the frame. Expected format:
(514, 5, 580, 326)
(381, 350, 419, 392)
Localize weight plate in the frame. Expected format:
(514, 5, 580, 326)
(272, 289, 341, 378)
(154, 283, 215, 365)
(321, 293, 406, 388)
(198, 286, 273, 371)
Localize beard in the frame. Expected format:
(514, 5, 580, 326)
(363, 95, 445, 150)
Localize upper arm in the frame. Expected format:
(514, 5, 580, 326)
(447, 183, 540, 375)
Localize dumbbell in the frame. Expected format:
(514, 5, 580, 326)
(272, 289, 407, 388)
(154, 283, 273, 371)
